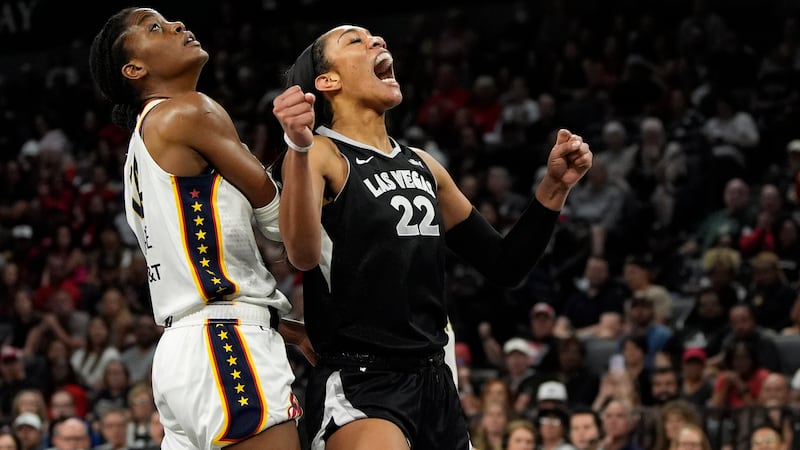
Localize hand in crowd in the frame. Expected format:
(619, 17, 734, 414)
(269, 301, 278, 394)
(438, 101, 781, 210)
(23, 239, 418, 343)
(722, 370, 746, 393)
(553, 316, 572, 339)
(36, 313, 84, 349)
(477, 322, 492, 341)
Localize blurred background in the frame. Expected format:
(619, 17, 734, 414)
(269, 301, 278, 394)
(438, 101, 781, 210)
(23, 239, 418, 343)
(3, 0, 800, 449)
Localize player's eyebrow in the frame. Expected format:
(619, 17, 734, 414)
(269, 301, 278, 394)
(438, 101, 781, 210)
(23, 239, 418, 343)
(337, 27, 368, 43)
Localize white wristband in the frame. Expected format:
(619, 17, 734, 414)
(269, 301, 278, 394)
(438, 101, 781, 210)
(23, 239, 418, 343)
(284, 132, 312, 153)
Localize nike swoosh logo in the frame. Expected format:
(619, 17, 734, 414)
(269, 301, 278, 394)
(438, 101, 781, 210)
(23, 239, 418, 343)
(355, 156, 374, 165)
(409, 159, 424, 167)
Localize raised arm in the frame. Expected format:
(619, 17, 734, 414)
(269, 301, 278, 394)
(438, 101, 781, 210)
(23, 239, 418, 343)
(152, 92, 278, 209)
(271, 86, 342, 270)
(420, 129, 592, 287)
(147, 92, 283, 242)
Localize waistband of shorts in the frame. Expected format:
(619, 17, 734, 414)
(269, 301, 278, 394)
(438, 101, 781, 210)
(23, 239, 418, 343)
(163, 303, 280, 329)
(318, 350, 445, 372)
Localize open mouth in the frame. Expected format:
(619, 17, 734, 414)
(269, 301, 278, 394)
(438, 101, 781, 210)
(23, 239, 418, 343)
(185, 32, 198, 46)
(374, 52, 394, 81)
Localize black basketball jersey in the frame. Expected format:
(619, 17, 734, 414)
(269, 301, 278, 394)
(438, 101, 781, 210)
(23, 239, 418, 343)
(303, 126, 448, 357)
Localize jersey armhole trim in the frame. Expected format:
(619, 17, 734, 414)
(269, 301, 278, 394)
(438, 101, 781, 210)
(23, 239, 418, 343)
(136, 98, 170, 137)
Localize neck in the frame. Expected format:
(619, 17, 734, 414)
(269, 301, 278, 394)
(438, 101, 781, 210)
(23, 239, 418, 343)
(605, 436, 627, 450)
(544, 437, 562, 447)
(627, 362, 644, 376)
(140, 73, 201, 101)
(332, 125, 393, 152)
(330, 104, 392, 153)
(683, 377, 702, 390)
(487, 431, 503, 442)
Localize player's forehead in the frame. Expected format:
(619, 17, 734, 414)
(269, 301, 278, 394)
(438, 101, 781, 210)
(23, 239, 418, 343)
(126, 8, 166, 26)
(323, 25, 372, 42)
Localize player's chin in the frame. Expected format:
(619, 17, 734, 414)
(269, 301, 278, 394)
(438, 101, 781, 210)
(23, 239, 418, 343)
(389, 90, 403, 106)
(379, 89, 403, 109)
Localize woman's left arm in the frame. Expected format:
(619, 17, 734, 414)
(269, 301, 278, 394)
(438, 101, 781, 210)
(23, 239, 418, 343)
(418, 129, 592, 287)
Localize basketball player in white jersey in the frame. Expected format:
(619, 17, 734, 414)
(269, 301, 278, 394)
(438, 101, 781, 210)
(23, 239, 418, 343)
(89, 7, 306, 450)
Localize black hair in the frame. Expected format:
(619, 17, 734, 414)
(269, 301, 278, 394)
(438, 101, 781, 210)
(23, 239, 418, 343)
(723, 336, 759, 371)
(730, 301, 757, 319)
(272, 32, 333, 186)
(536, 406, 570, 429)
(558, 334, 587, 358)
(568, 406, 603, 439)
(282, 34, 334, 129)
(622, 333, 648, 355)
(650, 366, 679, 382)
(88, 7, 141, 131)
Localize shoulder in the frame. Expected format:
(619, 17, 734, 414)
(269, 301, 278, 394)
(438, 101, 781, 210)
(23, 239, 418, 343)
(648, 285, 672, 297)
(103, 347, 121, 359)
(161, 92, 225, 120)
(306, 134, 342, 171)
(148, 92, 226, 130)
(147, 92, 235, 144)
(311, 134, 337, 153)
(649, 325, 673, 340)
(656, 324, 673, 334)
(409, 146, 435, 163)
(758, 327, 779, 341)
(410, 147, 447, 177)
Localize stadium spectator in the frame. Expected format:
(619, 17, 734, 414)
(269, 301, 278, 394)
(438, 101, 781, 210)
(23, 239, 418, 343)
(711, 303, 782, 373)
(599, 400, 643, 450)
(680, 348, 714, 408)
(568, 407, 602, 450)
(13, 412, 45, 450)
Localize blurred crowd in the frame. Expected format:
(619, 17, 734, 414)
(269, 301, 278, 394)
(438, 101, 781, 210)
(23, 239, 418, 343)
(2, 0, 800, 449)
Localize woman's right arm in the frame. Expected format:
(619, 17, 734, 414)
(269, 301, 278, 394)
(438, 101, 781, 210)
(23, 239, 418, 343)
(279, 139, 329, 270)
(272, 86, 338, 270)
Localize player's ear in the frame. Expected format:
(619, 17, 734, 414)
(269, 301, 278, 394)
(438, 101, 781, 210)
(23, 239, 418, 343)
(122, 60, 147, 80)
(315, 71, 340, 92)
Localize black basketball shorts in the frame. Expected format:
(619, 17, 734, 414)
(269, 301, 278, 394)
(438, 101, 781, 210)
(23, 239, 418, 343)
(303, 351, 471, 450)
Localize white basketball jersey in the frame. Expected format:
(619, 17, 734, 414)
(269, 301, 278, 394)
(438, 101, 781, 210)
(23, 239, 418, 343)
(123, 99, 289, 325)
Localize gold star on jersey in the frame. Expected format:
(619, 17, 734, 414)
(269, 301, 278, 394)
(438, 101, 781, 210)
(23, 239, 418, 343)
(206, 319, 267, 443)
(172, 175, 237, 302)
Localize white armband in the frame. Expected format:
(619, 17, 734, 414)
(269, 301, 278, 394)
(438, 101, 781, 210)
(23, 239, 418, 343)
(254, 189, 281, 241)
(284, 133, 312, 153)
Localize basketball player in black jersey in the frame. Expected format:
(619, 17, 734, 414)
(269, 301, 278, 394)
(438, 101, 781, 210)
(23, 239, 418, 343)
(272, 25, 592, 450)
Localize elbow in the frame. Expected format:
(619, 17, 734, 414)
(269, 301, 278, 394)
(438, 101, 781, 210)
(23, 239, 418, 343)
(286, 246, 320, 271)
(280, 224, 321, 271)
(290, 258, 319, 272)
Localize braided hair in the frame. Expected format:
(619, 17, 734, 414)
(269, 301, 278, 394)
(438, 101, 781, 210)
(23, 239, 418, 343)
(88, 7, 141, 131)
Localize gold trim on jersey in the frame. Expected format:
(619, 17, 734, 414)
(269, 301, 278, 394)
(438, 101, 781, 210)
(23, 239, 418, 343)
(205, 319, 267, 444)
(171, 173, 239, 302)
